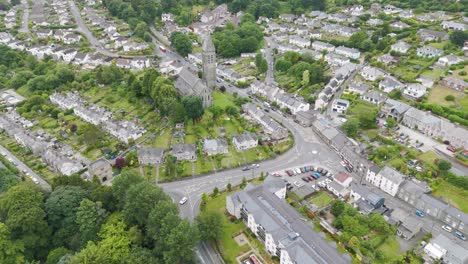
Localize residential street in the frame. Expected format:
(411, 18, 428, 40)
(19, 0, 30, 38)
(0, 145, 51, 191)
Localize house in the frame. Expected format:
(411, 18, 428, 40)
(377, 53, 399, 66)
(347, 82, 369, 95)
(440, 207, 468, 234)
(115, 58, 132, 69)
(328, 13, 349, 23)
(383, 5, 401, 14)
(298, 49, 323, 60)
(441, 21, 467, 31)
(335, 46, 360, 59)
(391, 41, 411, 54)
(334, 172, 352, 187)
(273, 92, 310, 115)
(242, 103, 288, 140)
(336, 26, 358, 38)
(327, 181, 350, 198)
(349, 183, 385, 215)
(42, 149, 83, 176)
(366, 166, 405, 196)
(289, 35, 310, 48)
(424, 234, 468, 264)
(403, 83, 427, 100)
(324, 53, 350, 66)
(416, 46, 443, 58)
(331, 99, 350, 114)
(161, 13, 174, 22)
(63, 33, 81, 44)
(391, 208, 423, 240)
(417, 29, 449, 42)
(440, 76, 468, 92)
(381, 98, 410, 121)
(137, 148, 165, 165)
(360, 66, 386, 81)
(226, 176, 350, 264)
(343, 5, 364, 16)
(436, 54, 465, 67)
(232, 132, 258, 151)
(417, 14, 437, 23)
(311, 41, 335, 52)
(396, 179, 430, 206)
(279, 13, 296, 22)
(294, 110, 316, 127)
(170, 144, 197, 161)
(361, 90, 388, 105)
(202, 138, 228, 156)
(416, 76, 435, 88)
(379, 76, 404, 93)
(366, 18, 383, 26)
(390, 21, 410, 30)
(399, 9, 414, 19)
(35, 29, 53, 39)
(88, 158, 112, 182)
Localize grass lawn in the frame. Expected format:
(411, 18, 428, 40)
(213, 91, 238, 109)
(377, 236, 400, 262)
(417, 151, 439, 165)
(153, 128, 172, 148)
(458, 96, 468, 112)
(309, 191, 334, 207)
(421, 68, 444, 79)
(432, 181, 468, 214)
(204, 192, 250, 264)
(427, 85, 463, 107)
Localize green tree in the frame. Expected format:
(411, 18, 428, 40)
(386, 117, 396, 128)
(133, 22, 148, 38)
(122, 181, 168, 227)
(226, 183, 232, 192)
(255, 53, 267, 74)
(163, 220, 198, 263)
(170, 32, 193, 57)
(0, 222, 25, 264)
(348, 30, 368, 49)
(449, 30, 468, 47)
(212, 187, 219, 197)
(196, 210, 224, 242)
(76, 199, 108, 246)
(45, 186, 88, 250)
(78, 123, 105, 148)
(331, 200, 345, 217)
(302, 70, 310, 87)
(342, 118, 360, 138)
(348, 236, 360, 249)
(147, 200, 179, 249)
(0, 168, 19, 193)
(112, 170, 144, 209)
(0, 184, 50, 260)
(438, 159, 452, 172)
(46, 247, 71, 264)
(182, 96, 204, 120)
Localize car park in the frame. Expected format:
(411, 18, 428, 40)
(442, 225, 453, 233)
(454, 231, 466, 241)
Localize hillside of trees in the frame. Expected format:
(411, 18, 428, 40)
(0, 169, 200, 263)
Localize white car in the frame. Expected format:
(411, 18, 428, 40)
(294, 168, 301, 174)
(179, 197, 188, 205)
(32, 177, 39, 184)
(442, 225, 453, 233)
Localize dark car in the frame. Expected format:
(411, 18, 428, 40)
(345, 166, 353, 173)
(300, 167, 305, 173)
(285, 170, 293, 176)
(304, 166, 310, 172)
(322, 169, 328, 175)
(455, 231, 466, 241)
(242, 167, 250, 171)
(317, 168, 324, 174)
(302, 177, 309, 182)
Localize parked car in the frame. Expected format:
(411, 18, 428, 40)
(447, 146, 456, 153)
(395, 126, 400, 131)
(301, 177, 309, 182)
(313, 172, 321, 179)
(295, 168, 302, 174)
(415, 209, 425, 218)
(179, 197, 188, 205)
(442, 225, 453, 233)
(242, 167, 250, 171)
(345, 166, 353, 173)
(416, 142, 424, 148)
(285, 170, 293, 176)
(300, 167, 305, 173)
(304, 166, 310, 172)
(454, 231, 466, 241)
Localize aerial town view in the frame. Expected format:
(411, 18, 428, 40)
(0, 0, 467, 263)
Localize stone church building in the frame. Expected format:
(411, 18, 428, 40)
(174, 34, 216, 108)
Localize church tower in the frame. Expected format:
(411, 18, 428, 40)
(202, 33, 216, 90)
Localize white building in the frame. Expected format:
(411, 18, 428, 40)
(360, 66, 386, 81)
(331, 99, 350, 114)
(311, 41, 335, 52)
(366, 166, 405, 196)
(335, 46, 360, 59)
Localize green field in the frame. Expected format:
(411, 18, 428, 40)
(376, 236, 401, 262)
(427, 85, 464, 107)
(432, 181, 468, 214)
(309, 191, 334, 207)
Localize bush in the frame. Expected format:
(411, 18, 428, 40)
(445, 95, 455, 101)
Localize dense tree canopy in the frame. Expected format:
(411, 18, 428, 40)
(170, 32, 193, 57)
(212, 19, 263, 58)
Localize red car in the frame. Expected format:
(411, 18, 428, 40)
(447, 146, 456, 153)
(285, 170, 293, 176)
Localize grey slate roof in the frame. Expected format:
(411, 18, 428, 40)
(379, 166, 405, 185)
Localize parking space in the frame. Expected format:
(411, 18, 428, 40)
(397, 125, 441, 152)
(272, 163, 336, 191)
